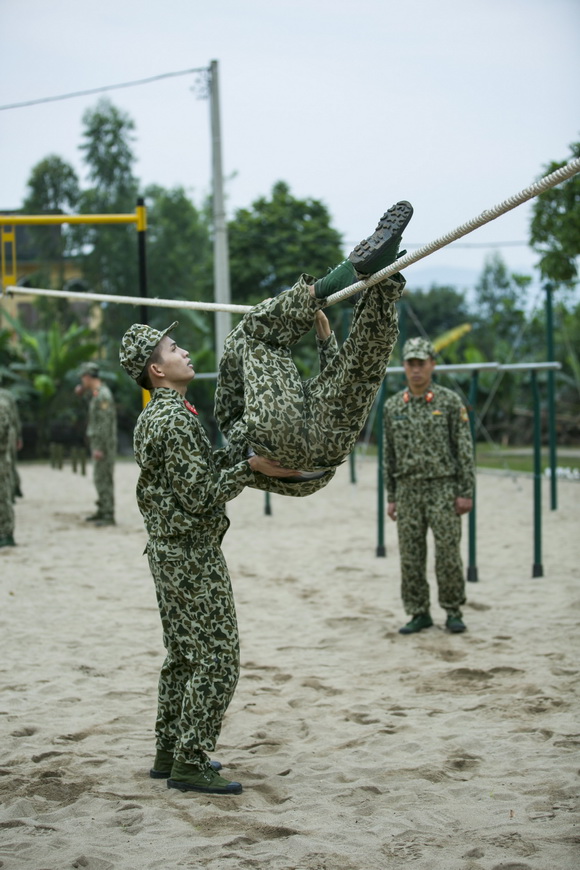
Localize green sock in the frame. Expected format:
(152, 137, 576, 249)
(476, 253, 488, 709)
(313, 259, 358, 299)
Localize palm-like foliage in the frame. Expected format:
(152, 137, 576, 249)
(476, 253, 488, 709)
(2, 309, 99, 454)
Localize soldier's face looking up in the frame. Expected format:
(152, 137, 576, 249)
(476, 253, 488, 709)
(153, 336, 196, 389)
(403, 356, 436, 395)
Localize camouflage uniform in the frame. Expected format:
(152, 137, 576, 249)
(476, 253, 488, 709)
(133, 387, 254, 763)
(87, 383, 117, 522)
(0, 388, 22, 501)
(215, 273, 403, 496)
(383, 383, 475, 617)
(0, 401, 15, 543)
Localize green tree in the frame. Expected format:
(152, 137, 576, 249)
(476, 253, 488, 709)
(22, 154, 80, 260)
(144, 184, 214, 317)
(19, 155, 82, 328)
(403, 285, 470, 337)
(2, 309, 98, 455)
(399, 284, 471, 364)
(75, 98, 141, 353)
(467, 255, 537, 444)
(471, 254, 531, 358)
(530, 140, 580, 284)
(228, 181, 344, 305)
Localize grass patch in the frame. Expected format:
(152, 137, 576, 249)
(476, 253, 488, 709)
(475, 446, 580, 475)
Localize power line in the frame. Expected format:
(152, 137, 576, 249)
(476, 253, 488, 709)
(0, 67, 209, 111)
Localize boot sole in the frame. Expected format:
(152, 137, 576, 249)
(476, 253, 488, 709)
(349, 200, 413, 274)
(167, 778, 242, 795)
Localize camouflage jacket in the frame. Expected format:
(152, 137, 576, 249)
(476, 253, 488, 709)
(0, 401, 15, 460)
(383, 383, 475, 501)
(0, 389, 22, 442)
(87, 383, 117, 454)
(133, 387, 254, 556)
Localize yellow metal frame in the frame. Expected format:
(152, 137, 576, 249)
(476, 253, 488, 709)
(0, 207, 146, 288)
(1, 225, 17, 286)
(1, 206, 150, 405)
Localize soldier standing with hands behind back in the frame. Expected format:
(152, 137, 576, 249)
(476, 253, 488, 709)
(75, 362, 117, 526)
(383, 337, 475, 635)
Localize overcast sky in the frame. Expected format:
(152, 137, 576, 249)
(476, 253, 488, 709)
(1, 0, 578, 299)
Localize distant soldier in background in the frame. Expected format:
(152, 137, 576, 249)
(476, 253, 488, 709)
(0, 384, 23, 501)
(383, 337, 475, 635)
(0, 398, 17, 547)
(75, 362, 117, 526)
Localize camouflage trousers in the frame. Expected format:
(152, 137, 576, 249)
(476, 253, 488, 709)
(0, 458, 14, 538)
(395, 478, 466, 617)
(92, 451, 115, 521)
(9, 439, 20, 501)
(147, 534, 240, 763)
(215, 274, 401, 472)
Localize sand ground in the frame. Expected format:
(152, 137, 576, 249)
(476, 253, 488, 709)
(0, 457, 579, 870)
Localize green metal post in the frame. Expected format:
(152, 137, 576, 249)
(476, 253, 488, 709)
(376, 380, 386, 557)
(349, 450, 357, 484)
(531, 371, 544, 577)
(545, 283, 557, 510)
(467, 371, 479, 582)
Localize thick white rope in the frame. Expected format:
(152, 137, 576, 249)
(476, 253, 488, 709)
(325, 156, 580, 305)
(2, 285, 252, 314)
(3, 157, 579, 313)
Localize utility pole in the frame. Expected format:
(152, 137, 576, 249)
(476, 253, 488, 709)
(208, 59, 231, 363)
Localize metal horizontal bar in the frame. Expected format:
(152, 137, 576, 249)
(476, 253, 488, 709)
(0, 214, 138, 226)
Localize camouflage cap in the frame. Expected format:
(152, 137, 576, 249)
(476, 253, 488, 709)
(119, 321, 179, 381)
(402, 337, 436, 360)
(79, 361, 100, 378)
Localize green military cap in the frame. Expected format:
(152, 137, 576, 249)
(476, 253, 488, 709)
(79, 361, 100, 377)
(402, 337, 436, 360)
(119, 321, 178, 381)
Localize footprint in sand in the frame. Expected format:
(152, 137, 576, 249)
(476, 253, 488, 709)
(72, 857, 115, 870)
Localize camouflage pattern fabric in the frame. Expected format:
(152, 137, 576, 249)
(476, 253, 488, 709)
(215, 272, 403, 495)
(149, 534, 240, 762)
(395, 479, 466, 615)
(383, 384, 475, 616)
(0, 388, 22, 501)
(87, 383, 117, 521)
(383, 384, 475, 501)
(133, 387, 254, 760)
(0, 401, 15, 538)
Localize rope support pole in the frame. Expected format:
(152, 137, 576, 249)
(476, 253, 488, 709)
(2, 156, 579, 314)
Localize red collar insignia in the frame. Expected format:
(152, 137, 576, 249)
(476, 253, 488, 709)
(184, 399, 198, 415)
(404, 390, 434, 403)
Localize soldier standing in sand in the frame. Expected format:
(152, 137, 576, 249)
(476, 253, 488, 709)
(75, 362, 117, 526)
(383, 337, 475, 635)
